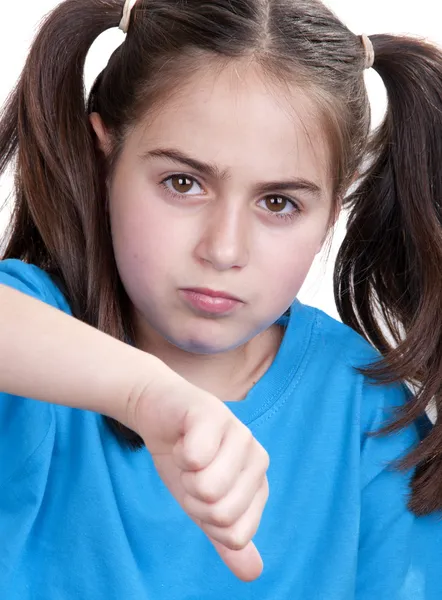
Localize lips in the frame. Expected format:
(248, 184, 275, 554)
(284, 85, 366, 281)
(180, 288, 244, 315)
(183, 287, 243, 302)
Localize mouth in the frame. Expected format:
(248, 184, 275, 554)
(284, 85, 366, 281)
(182, 287, 243, 302)
(179, 288, 244, 315)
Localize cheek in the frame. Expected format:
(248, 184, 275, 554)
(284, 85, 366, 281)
(108, 185, 199, 304)
(108, 188, 171, 295)
(256, 217, 328, 295)
(263, 249, 316, 303)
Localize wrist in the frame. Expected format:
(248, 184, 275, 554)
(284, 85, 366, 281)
(120, 351, 170, 435)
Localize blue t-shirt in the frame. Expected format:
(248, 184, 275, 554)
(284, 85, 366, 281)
(0, 259, 433, 599)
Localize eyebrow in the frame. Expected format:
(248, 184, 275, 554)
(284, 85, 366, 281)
(140, 147, 324, 199)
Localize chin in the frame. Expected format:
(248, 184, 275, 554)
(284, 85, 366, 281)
(174, 337, 228, 355)
(169, 328, 241, 355)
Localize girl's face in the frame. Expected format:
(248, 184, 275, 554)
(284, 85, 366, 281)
(92, 62, 334, 354)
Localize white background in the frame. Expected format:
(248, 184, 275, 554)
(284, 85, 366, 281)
(0, 0, 441, 320)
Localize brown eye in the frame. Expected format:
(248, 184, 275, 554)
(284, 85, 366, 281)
(265, 196, 289, 212)
(162, 174, 203, 196)
(171, 175, 194, 193)
(258, 195, 300, 221)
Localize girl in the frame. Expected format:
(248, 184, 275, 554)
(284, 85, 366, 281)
(0, 0, 439, 598)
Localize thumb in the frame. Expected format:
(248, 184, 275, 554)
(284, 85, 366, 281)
(174, 405, 228, 471)
(210, 538, 264, 582)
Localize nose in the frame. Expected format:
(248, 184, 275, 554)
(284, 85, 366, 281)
(195, 199, 249, 271)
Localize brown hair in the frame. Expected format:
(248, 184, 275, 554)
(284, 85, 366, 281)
(334, 35, 442, 515)
(0, 0, 441, 513)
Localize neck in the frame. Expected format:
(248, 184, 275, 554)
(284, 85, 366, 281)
(133, 319, 283, 401)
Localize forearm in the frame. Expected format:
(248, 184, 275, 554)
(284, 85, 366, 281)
(0, 284, 164, 428)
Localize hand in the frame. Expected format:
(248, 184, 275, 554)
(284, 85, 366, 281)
(127, 364, 270, 582)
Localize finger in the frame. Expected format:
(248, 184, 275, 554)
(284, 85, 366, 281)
(183, 461, 268, 527)
(210, 538, 264, 582)
(181, 422, 258, 502)
(173, 406, 230, 471)
(200, 478, 269, 551)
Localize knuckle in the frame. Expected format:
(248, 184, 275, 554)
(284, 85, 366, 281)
(256, 443, 270, 468)
(243, 427, 254, 447)
(234, 422, 252, 447)
(181, 448, 205, 471)
(196, 480, 221, 503)
(226, 526, 250, 551)
(247, 445, 270, 482)
(209, 504, 235, 527)
(261, 447, 270, 469)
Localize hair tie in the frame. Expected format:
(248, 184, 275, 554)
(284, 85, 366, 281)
(361, 34, 375, 69)
(119, 0, 138, 34)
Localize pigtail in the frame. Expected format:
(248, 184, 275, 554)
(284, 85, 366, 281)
(0, 0, 144, 449)
(335, 35, 442, 514)
(0, 0, 126, 329)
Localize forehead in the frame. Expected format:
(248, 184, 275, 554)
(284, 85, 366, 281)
(132, 60, 332, 192)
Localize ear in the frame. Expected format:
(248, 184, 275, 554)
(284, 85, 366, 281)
(89, 112, 112, 156)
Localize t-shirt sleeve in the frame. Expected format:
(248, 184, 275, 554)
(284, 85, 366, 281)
(356, 381, 426, 599)
(0, 259, 70, 488)
(0, 258, 69, 309)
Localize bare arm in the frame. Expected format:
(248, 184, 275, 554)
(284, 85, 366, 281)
(0, 283, 163, 428)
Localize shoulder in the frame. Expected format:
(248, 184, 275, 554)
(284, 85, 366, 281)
(295, 302, 416, 447)
(0, 259, 71, 313)
(299, 302, 379, 365)
(300, 301, 411, 399)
